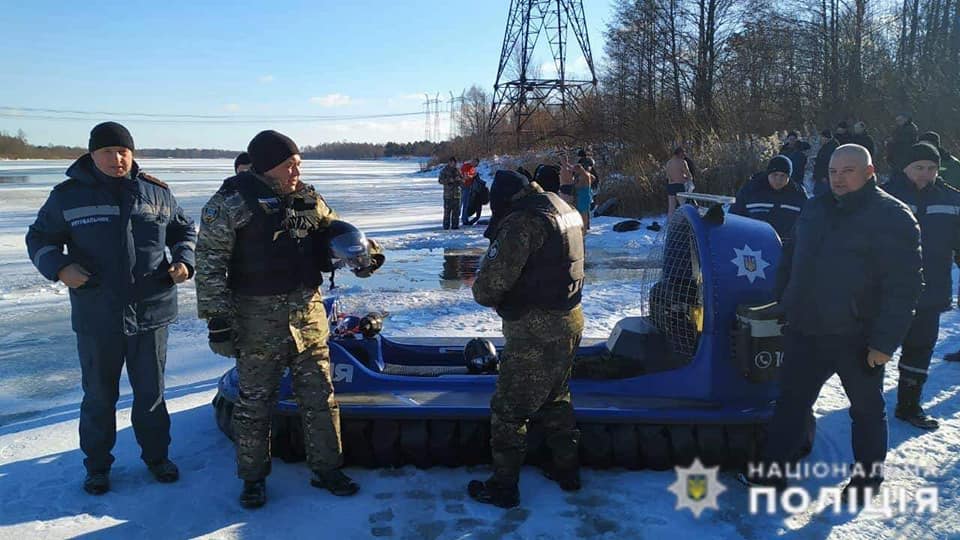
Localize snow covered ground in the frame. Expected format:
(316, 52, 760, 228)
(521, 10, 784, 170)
(0, 159, 957, 539)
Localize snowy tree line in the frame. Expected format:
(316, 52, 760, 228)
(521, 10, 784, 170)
(597, 0, 960, 154)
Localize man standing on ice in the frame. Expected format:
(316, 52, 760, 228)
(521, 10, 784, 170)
(438, 156, 464, 229)
(881, 142, 960, 431)
(468, 169, 585, 508)
(746, 144, 922, 504)
(194, 130, 381, 509)
(25, 121, 196, 495)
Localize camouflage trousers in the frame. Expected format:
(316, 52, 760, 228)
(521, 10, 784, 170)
(232, 288, 342, 481)
(443, 196, 461, 230)
(489, 306, 584, 485)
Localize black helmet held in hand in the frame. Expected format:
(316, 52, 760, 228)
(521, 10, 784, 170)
(464, 338, 499, 374)
(328, 220, 371, 270)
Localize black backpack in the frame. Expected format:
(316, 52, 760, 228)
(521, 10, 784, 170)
(473, 178, 490, 206)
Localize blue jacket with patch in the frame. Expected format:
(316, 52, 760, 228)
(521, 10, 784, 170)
(778, 179, 922, 356)
(730, 172, 808, 242)
(25, 155, 197, 335)
(882, 173, 960, 311)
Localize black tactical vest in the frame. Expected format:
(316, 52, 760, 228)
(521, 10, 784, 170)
(497, 192, 585, 320)
(228, 174, 327, 295)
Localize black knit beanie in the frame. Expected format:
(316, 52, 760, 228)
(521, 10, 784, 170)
(767, 155, 793, 177)
(247, 130, 299, 173)
(88, 122, 135, 152)
(905, 142, 940, 167)
(233, 152, 252, 170)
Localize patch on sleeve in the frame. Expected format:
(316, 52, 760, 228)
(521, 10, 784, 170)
(487, 239, 500, 260)
(202, 205, 219, 224)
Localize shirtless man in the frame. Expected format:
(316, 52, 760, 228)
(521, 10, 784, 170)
(665, 147, 693, 217)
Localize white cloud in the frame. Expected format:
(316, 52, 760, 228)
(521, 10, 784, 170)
(309, 93, 352, 107)
(537, 56, 592, 79)
(223, 103, 240, 112)
(539, 59, 559, 77)
(399, 93, 430, 101)
(258, 75, 274, 84)
(569, 55, 592, 77)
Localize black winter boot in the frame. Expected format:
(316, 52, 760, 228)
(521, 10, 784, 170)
(146, 458, 180, 483)
(544, 429, 581, 491)
(310, 469, 360, 496)
(467, 478, 520, 508)
(469, 449, 522, 508)
(239, 480, 267, 509)
(83, 471, 110, 495)
(895, 379, 940, 430)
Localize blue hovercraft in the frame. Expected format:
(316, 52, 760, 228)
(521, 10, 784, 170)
(212, 197, 811, 470)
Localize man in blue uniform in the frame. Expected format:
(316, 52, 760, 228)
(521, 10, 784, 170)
(747, 144, 922, 503)
(25, 122, 197, 495)
(730, 155, 807, 243)
(882, 142, 960, 430)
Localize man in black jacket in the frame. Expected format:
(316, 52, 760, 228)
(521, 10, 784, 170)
(748, 144, 922, 502)
(882, 143, 960, 430)
(730, 155, 807, 243)
(25, 122, 196, 495)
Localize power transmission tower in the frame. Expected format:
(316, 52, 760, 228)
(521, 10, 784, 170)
(433, 92, 441, 142)
(448, 91, 465, 140)
(488, 0, 598, 146)
(423, 93, 443, 141)
(424, 93, 432, 141)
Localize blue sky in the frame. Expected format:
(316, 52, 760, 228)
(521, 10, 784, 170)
(0, 0, 614, 149)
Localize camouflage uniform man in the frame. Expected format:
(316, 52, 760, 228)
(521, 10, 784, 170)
(196, 130, 381, 509)
(468, 170, 586, 508)
(438, 157, 464, 230)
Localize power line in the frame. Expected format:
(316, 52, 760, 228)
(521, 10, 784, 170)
(0, 106, 424, 124)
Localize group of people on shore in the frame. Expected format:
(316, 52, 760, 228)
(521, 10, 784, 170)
(439, 148, 600, 231)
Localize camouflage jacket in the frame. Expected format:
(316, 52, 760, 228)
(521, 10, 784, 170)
(438, 164, 464, 199)
(195, 174, 338, 319)
(472, 183, 584, 340)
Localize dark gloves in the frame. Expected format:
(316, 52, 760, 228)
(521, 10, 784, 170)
(207, 317, 236, 358)
(352, 238, 385, 278)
